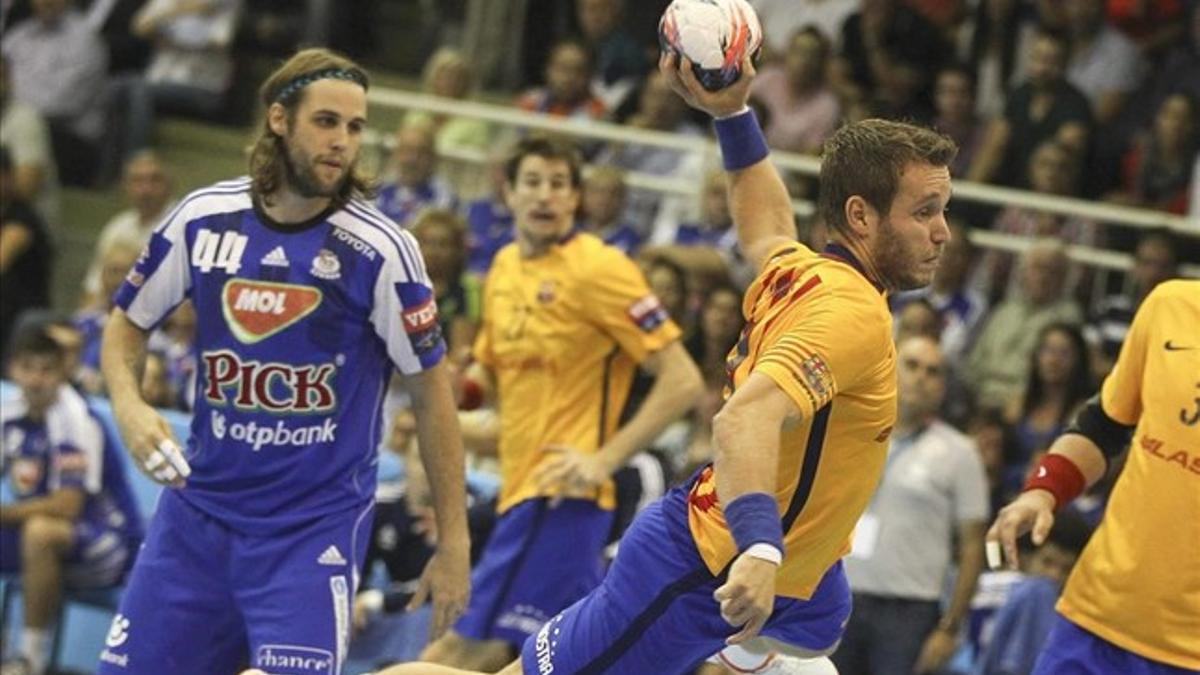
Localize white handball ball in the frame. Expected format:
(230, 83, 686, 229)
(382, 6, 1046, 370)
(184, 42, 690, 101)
(659, 0, 763, 91)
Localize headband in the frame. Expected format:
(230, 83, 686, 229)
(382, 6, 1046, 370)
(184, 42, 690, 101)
(274, 67, 367, 103)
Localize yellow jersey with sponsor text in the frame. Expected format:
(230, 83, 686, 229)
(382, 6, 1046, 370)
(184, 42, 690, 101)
(688, 242, 897, 599)
(475, 233, 681, 514)
(1058, 279, 1200, 670)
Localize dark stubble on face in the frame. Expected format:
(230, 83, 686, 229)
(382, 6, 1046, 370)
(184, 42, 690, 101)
(283, 132, 348, 199)
(876, 217, 931, 292)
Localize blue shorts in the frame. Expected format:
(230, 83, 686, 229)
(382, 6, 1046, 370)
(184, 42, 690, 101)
(0, 518, 136, 589)
(1033, 614, 1200, 675)
(454, 498, 612, 648)
(96, 489, 374, 675)
(519, 485, 851, 675)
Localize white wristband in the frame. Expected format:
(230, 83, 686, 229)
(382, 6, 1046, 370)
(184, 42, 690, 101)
(744, 543, 783, 566)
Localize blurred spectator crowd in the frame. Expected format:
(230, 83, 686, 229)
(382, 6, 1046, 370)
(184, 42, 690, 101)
(0, 0, 1198, 673)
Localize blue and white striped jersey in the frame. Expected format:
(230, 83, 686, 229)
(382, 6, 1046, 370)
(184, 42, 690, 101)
(114, 177, 445, 534)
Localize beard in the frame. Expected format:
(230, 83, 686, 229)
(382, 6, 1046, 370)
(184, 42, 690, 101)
(875, 217, 937, 291)
(282, 138, 350, 199)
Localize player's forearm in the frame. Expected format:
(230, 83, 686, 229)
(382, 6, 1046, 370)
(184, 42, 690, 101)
(409, 365, 471, 547)
(1046, 433, 1108, 490)
(0, 488, 85, 525)
(727, 160, 797, 266)
(712, 403, 780, 505)
(596, 342, 703, 473)
(943, 521, 987, 631)
(100, 308, 151, 407)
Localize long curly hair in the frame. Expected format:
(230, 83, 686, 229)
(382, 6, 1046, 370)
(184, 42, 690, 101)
(247, 48, 375, 206)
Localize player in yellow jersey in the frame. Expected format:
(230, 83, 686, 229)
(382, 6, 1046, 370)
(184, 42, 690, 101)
(384, 52, 954, 675)
(988, 279, 1200, 675)
(418, 135, 705, 671)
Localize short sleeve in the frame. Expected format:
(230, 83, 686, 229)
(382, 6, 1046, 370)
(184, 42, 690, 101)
(581, 249, 681, 363)
(754, 286, 885, 422)
(370, 232, 447, 375)
(114, 207, 193, 330)
(952, 438, 990, 523)
(1100, 286, 1155, 425)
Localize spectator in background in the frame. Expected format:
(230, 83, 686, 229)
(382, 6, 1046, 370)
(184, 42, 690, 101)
(377, 121, 458, 228)
(1104, 0, 1187, 61)
(0, 148, 54, 358)
(598, 70, 704, 234)
(835, 336, 989, 675)
(833, 0, 950, 122)
(579, 167, 641, 255)
(1083, 229, 1178, 379)
(410, 209, 480, 365)
(74, 235, 142, 395)
(575, 0, 647, 111)
(968, 408, 1021, 517)
(974, 512, 1092, 675)
(965, 241, 1083, 412)
(750, 26, 840, 156)
(463, 148, 515, 276)
(148, 300, 197, 411)
(1, 0, 109, 186)
(681, 282, 744, 475)
(129, 0, 242, 118)
(0, 55, 61, 229)
(0, 324, 144, 675)
(1003, 324, 1093, 487)
(969, 28, 1092, 189)
(894, 297, 942, 344)
(933, 65, 985, 177)
(1064, 0, 1143, 127)
(641, 254, 691, 337)
(982, 140, 1100, 302)
(84, 151, 175, 300)
(965, 0, 1037, 120)
(406, 48, 492, 155)
(747, 0, 859, 56)
(1109, 93, 1197, 214)
(516, 39, 607, 121)
(85, 0, 153, 74)
(906, 222, 988, 365)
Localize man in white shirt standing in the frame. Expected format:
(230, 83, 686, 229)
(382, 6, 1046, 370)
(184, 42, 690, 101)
(834, 335, 989, 675)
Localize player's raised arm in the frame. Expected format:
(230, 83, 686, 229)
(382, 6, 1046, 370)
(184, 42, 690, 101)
(658, 53, 796, 271)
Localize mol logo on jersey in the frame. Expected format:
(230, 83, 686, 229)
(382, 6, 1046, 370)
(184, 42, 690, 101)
(203, 350, 337, 413)
(222, 279, 322, 344)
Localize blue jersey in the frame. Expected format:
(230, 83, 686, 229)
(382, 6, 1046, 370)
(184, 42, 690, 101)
(375, 178, 457, 228)
(114, 177, 446, 534)
(464, 197, 513, 275)
(2, 384, 143, 542)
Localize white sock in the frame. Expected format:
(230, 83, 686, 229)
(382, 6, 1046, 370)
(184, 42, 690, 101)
(20, 627, 49, 674)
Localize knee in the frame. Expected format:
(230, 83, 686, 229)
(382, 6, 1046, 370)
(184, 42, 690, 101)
(21, 515, 72, 560)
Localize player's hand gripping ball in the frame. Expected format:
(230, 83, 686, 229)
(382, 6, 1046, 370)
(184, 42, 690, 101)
(658, 0, 763, 91)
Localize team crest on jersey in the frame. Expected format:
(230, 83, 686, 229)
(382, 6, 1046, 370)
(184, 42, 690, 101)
(798, 354, 834, 408)
(628, 294, 669, 333)
(310, 249, 342, 280)
(222, 279, 323, 344)
(537, 280, 556, 304)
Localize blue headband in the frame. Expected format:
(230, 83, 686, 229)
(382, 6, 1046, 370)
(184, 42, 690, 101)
(274, 67, 367, 103)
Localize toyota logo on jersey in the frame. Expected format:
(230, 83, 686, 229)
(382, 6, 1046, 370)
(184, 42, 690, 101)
(222, 279, 323, 344)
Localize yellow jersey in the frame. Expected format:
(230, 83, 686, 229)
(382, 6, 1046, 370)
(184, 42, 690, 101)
(475, 233, 682, 514)
(1058, 279, 1200, 670)
(688, 242, 897, 599)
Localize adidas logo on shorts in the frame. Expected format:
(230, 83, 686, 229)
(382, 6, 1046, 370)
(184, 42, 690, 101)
(317, 545, 347, 566)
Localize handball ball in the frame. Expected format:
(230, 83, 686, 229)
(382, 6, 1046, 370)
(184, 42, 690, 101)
(659, 0, 763, 91)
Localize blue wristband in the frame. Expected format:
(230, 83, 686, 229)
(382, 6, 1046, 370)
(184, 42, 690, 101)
(724, 492, 783, 555)
(714, 108, 769, 171)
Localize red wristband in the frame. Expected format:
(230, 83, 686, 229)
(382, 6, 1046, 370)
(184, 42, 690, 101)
(1023, 454, 1086, 510)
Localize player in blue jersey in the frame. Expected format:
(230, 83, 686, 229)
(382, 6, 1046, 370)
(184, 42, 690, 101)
(97, 48, 471, 675)
(1, 324, 144, 675)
